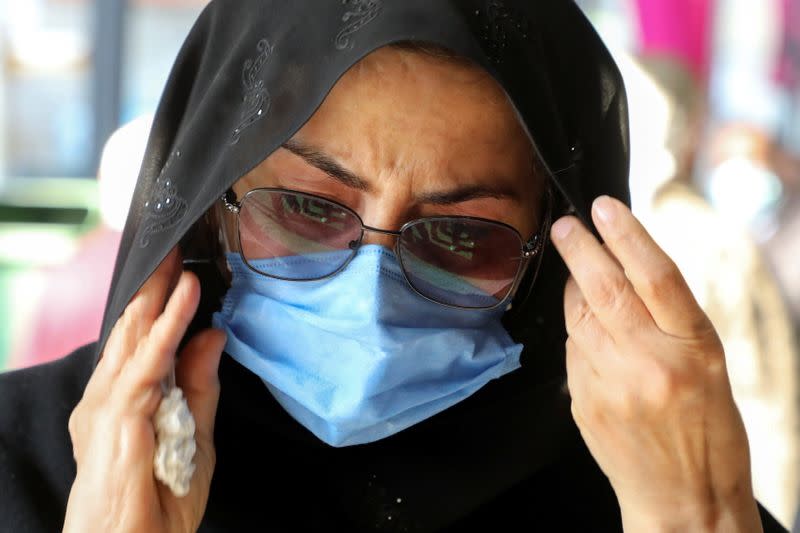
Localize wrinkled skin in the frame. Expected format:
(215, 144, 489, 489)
(64, 249, 224, 533)
(552, 196, 762, 532)
(63, 46, 761, 532)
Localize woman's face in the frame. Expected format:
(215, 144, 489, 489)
(228, 45, 544, 249)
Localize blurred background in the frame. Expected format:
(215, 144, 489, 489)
(0, 0, 798, 529)
(0, 0, 207, 370)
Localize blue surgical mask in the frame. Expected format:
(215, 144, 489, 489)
(212, 246, 523, 447)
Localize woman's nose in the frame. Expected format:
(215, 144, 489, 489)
(357, 197, 409, 250)
(360, 227, 398, 250)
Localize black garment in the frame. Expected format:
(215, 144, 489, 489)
(0, 344, 787, 532)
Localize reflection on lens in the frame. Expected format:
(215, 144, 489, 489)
(238, 189, 362, 279)
(235, 190, 527, 307)
(398, 218, 522, 308)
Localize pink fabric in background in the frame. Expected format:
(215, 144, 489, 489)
(633, 0, 715, 82)
(12, 227, 121, 368)
(775, 0, 800, 89)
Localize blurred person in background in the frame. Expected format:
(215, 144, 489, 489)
(763, 0, 800, 348)
(706, 0, 787, 237)
(706, 2, 800, 526)
(621, 50, 800, 527)
(770, 4, 800, 531)
(9, 115, 151, 368)
(576, 0, 800, 525)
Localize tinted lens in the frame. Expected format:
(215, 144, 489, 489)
(398, 218, 524, 308)
(238, 189, 362, 279)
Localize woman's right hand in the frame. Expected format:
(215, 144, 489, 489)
(64, 248, 227, 533)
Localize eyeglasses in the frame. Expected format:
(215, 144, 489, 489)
(221, 187, 550, 310)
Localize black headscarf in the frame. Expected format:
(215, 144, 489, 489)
(95, 1, 630, 529)
(98, 0, 629, 357)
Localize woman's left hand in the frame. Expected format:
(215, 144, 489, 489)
(550, 195, 763, 533)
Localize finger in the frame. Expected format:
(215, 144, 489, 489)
(120, 271, 201, 405)
(563, 275, 614, 349)
(591, 196, 712, 338)
(94, 308, 139, 384)
(564, 338, 603, 415)
(84, 313, 139, 402)
(601, 243, 623, 270)
(98, 248, 183, 376)
(551, 215, 653, 341)
(175, 328, 226, 442)
(126, 247, 183, 336)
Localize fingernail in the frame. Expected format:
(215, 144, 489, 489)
(593, 196, 616, 225)
(551, 217, 575, 241)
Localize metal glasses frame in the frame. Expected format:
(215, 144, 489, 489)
(221, 186, 552, 310)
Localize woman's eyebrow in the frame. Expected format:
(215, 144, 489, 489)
(417, 184, 520, 205)
(282, 139, 372, 192)
(282, 138, 521, 205)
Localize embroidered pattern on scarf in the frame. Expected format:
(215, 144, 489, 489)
(335, 0, 383, 50)
(139, 150, 188, 248)
(231, 38, 274, 144)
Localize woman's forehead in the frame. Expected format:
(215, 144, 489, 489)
(259, 45, 535, 188)
(316, 45, 523, 136)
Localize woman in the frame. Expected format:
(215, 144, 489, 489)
(0, 1, 787, 531)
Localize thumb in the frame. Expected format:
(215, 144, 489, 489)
(175, 328, 226, 442)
